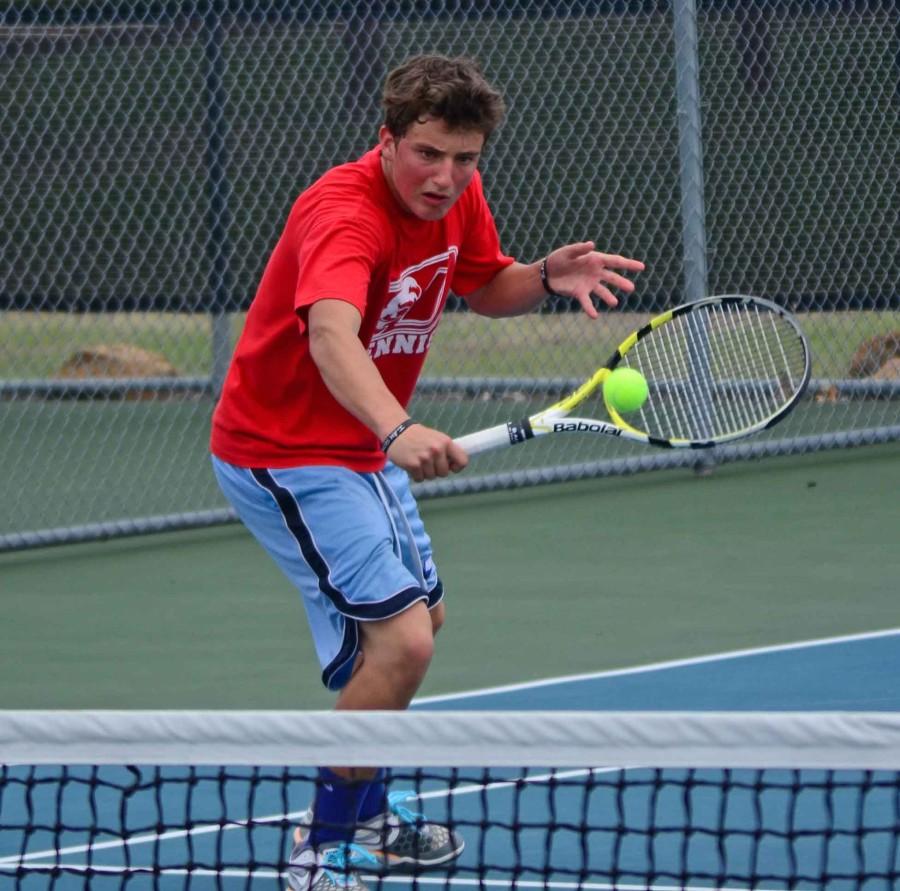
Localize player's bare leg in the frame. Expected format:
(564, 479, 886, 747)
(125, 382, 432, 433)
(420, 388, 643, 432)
(336, 600, 436, 713)
(286, 601, 463, 891)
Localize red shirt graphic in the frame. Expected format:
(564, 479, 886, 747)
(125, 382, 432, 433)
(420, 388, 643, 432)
(210, 147, 514, 471)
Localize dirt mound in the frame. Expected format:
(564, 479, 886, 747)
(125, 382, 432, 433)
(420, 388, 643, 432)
(848, 332, 900, 378)
(57, 344, 178, 400)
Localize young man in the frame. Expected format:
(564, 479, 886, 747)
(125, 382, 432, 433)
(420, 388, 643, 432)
(210, 55, 644, 891)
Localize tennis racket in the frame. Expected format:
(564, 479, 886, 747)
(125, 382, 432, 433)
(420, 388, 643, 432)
(455, 295, 811, 453)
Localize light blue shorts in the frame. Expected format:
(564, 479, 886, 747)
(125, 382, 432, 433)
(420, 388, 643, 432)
(211, 457, 442, 690)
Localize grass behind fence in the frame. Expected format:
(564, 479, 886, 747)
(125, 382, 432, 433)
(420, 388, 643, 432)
(2, 309, 897, 382)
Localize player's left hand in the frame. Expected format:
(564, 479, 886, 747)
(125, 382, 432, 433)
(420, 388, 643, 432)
(545, 242, 645, 318)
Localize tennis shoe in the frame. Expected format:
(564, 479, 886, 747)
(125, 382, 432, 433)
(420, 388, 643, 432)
(285, 842, 378, 891)
(294, 791, 465, 873)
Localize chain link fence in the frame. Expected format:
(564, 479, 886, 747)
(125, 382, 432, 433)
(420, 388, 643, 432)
(2, 0, 898, 550)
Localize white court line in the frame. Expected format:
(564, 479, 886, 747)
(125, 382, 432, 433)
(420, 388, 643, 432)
(0, 865, 788, 891)
(5, 629, 896, 879)
(0, 767, 622, 866)
(413, 627, 900, 706)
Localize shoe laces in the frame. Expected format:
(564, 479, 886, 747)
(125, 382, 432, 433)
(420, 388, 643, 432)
(385, 791, 424, 826)
(320, 844, 379, 885)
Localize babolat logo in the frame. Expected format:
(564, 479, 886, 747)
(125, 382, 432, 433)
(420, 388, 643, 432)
(553, 420, 620, 436)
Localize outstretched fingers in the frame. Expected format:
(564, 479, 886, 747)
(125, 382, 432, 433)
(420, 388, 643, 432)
(545, 244, 645, 317)
(595, 267, 640, 293)
(557, 241, 597, 261)
(585, 253, 646, 310)
(596, 253, 647, 274)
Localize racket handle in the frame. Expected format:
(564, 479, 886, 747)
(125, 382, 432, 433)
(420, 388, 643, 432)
(454, 423, 516, 456)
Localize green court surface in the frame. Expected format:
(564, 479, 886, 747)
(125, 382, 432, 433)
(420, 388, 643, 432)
(0, 442, 897, 710)
(6, 394, 897, 535)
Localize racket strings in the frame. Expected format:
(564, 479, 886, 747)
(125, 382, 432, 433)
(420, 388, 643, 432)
(618, 303, 808, 442)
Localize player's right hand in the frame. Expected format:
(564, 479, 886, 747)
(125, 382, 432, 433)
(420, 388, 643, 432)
(386, 424, 469, 481)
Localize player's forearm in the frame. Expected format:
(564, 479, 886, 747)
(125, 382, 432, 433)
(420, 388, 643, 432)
(463, 261, 548, 318)
(309, 325, 410, 441)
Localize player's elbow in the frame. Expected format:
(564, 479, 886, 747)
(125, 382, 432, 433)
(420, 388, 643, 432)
(307, 300, 364, 370)
(308, 314, 355, 373)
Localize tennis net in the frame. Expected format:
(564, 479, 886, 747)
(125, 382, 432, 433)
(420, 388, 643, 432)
(2, 709, 899, 890)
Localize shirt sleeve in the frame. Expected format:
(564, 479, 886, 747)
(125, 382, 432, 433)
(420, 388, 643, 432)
(294, 211, 385, 319)
(450, 171, 516, 296)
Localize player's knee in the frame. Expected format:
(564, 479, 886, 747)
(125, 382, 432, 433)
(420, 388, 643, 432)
(395, 627, 434, 678)
(362, 603, 434, 685)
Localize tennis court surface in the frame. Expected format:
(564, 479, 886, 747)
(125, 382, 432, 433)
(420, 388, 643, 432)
(3, 630, 899, 890)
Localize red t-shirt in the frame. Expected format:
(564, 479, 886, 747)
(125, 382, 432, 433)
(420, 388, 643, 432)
(210, 147, 514, 471)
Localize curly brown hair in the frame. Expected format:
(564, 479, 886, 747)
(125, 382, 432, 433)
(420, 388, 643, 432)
(382, 55, 506, 140)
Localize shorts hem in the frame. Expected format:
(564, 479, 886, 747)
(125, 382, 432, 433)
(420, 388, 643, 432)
(343, 586, 430, 622)
(427, 579, 444, 609)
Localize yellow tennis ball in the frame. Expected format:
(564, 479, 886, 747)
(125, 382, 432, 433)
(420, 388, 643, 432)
(604, 367, 649, 413)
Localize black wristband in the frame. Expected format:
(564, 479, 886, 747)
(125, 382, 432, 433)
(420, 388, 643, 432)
(539, 256, 559, 297)
(381, 419, 417, 453)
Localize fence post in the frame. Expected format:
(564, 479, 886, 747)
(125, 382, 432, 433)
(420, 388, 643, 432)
(672, 0, 717, 467)
(672, 0, 708, 304)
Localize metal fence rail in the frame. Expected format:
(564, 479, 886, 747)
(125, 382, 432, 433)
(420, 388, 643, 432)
(2, 0, 897, 551)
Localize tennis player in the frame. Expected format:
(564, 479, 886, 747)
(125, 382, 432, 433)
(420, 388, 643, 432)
(210, 54, 644, 891)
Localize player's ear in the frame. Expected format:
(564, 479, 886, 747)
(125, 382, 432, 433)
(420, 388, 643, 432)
(379, 125, 397, 161)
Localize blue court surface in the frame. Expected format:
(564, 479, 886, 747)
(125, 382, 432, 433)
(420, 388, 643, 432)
(3, 629, 899, 890)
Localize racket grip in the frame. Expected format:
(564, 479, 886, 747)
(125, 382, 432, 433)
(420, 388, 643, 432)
(454, 423, 516, 456)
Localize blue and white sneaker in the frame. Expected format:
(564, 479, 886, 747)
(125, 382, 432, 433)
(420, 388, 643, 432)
(285, 842, 379, 891)
(294, 791, 465, 873)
